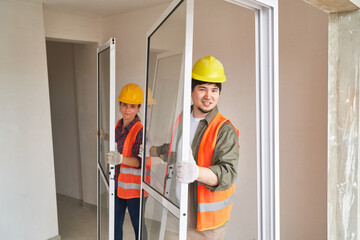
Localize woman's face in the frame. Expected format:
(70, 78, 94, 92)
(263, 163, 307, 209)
(119, 102, 140, 122)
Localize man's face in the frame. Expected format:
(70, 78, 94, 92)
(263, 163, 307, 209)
(191, 83, 220, 117)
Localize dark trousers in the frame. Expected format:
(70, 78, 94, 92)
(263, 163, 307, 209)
(114, 193, 147, 240)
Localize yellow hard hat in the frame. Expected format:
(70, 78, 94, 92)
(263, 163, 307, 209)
(118, 83, 144, 105)
(147, 88, 157, 105)
(192, 56, 226, 83)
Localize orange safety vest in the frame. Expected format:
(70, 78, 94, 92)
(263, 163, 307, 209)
(196, 112, 239, 231)
(116, 120, 150, 199)
(168, 112, 239, 231)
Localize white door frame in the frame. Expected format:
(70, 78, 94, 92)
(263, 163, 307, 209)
(141, 0, 279, 239)
(97, 38, 116, 240)
(224, 0, 279, 239)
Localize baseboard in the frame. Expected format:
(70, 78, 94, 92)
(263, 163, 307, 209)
(48, 235, 61, 240)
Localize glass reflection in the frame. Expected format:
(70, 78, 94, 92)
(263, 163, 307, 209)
(144, 1, 186, 208)
(98, 48, 110, 181)
(141, 191, 179, 240)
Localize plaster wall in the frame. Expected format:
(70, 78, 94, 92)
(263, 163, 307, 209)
(279, 1, 328, 239)
(0, 1, 58, 239)
(44, 7, 101, 43)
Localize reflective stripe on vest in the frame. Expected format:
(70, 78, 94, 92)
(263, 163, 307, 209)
(118, 181, 140, 190)
(198, 194, 235, 213)
(116, 121, 151, 199)
(197, 112, 239, 231)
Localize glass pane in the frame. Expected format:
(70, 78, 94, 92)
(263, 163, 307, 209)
(145, 1, 186, 208)
(98, 48, 110, 180)
(142, 191, 179, 240)
(99, 172, 109, 239)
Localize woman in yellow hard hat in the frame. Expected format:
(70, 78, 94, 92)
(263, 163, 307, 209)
(106, 83, 147, 240)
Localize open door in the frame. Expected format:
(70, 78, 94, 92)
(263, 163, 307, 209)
(97, 38, 116, 240)
(139, 1, 194, 239)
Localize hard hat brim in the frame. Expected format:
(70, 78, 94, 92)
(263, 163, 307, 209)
(118, 97, 143, 105)
(192, 72, 226, 83)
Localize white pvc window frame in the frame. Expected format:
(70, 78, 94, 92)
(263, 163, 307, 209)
(224, 0, 279, 239)
(140, 0, 279, 239)
(96, 38, 116, 240)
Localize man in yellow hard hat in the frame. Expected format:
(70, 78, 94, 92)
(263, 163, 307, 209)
(150, 56, 240, 239)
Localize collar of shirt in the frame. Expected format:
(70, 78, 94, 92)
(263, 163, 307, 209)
(204, 105, 219, 124)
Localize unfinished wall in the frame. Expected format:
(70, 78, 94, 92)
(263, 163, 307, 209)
(328, 9, 360, 240)
(0, 1, 58, 239)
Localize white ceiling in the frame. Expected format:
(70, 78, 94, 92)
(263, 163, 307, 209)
(25, 0, 172, 16)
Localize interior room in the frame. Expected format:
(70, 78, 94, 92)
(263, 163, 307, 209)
(0, 0, 331, 239)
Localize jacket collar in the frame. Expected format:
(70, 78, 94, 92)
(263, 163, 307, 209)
(191, 105, 219, 125)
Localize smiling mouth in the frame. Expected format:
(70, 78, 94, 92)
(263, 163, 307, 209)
(202, 101, 212, 107)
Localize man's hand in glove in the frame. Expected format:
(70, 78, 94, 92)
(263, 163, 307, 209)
(176, 149, 199, 183)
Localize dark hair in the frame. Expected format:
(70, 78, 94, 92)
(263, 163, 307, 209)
(191, 79, 222, 93)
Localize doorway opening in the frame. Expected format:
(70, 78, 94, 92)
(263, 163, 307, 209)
(193, 0, 257, 238)
(46, 40, 98, 239)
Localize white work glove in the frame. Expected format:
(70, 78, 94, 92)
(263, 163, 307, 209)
(106, 151, 123, 165)
(176, 149, 199, 184)
(139, 144, 150, 158)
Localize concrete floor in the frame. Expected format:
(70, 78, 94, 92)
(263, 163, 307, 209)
(57, 194, 135, 240)
(56, 194, 178, 240)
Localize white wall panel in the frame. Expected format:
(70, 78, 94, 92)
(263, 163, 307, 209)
(0, 1, 58, 239)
